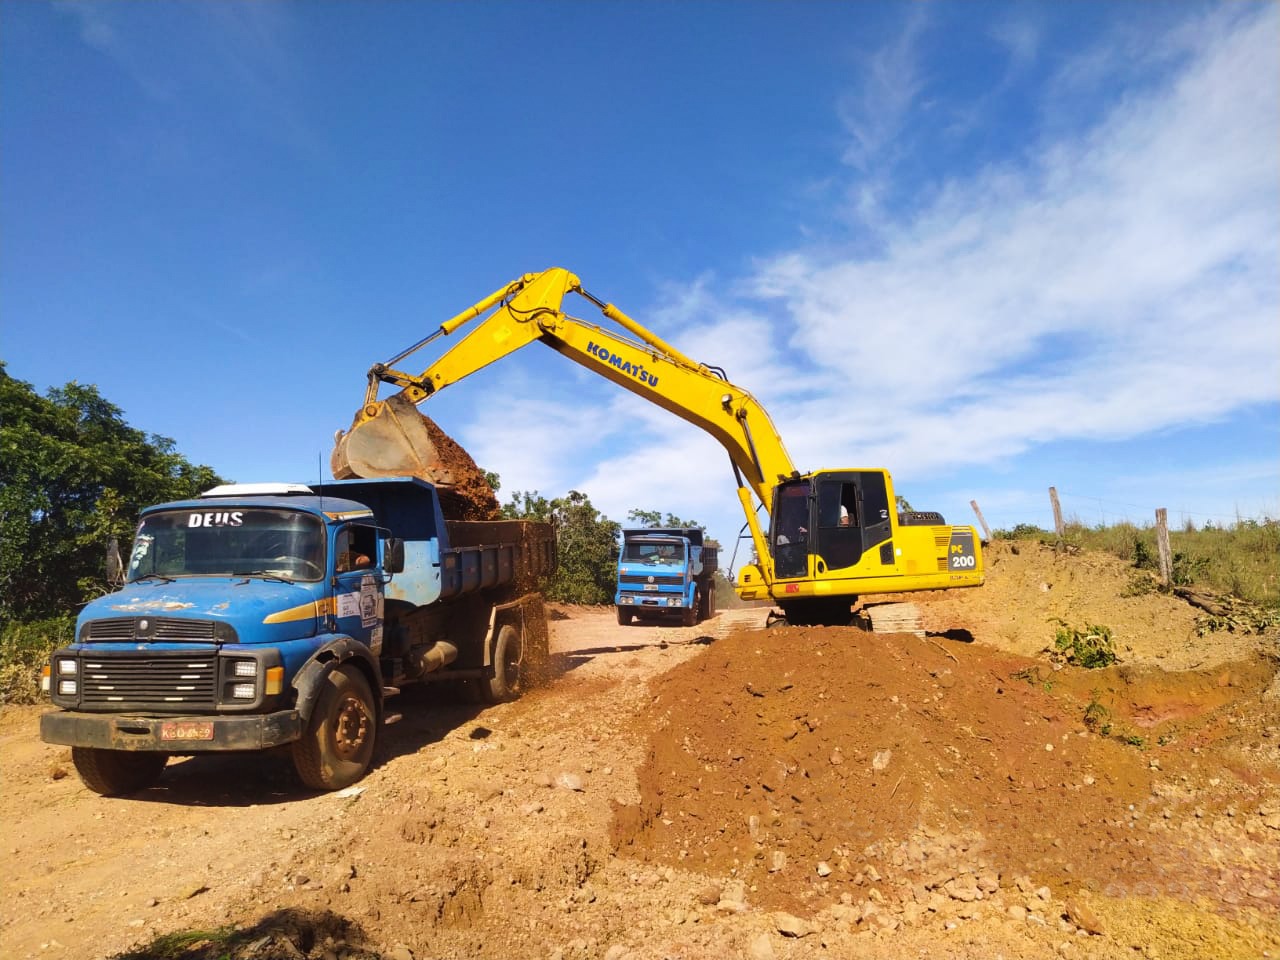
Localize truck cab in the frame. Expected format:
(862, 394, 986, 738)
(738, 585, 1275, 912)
(614, 527, 718, 627)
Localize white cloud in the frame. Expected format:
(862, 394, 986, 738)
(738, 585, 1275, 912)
(744, 4, 1279, 478)
(387, 7, 1278, 554)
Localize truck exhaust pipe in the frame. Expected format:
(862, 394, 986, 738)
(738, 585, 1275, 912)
(331, 393, 456, 485)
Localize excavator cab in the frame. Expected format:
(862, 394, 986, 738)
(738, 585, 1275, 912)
(770, 472, 895, 579)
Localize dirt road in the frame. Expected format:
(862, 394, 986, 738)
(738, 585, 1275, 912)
(3, 541, 1278, 960)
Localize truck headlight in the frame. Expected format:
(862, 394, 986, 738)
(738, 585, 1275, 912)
(667, 597, 681, 607)
(58, 679, 78, 695)
(232, 660, 258, 678)
(231, 682, 256, 699)
(58, 659, 77, 676)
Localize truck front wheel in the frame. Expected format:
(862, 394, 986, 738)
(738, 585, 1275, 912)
(72, 747, 167, 796)
(682, 588, 700, 627)
(616, 607, 633, 626)
(293, 665, 377, 790)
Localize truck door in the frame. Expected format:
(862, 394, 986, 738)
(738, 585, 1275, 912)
(333, 523, 384, 656)
(814, 472, 894, 574)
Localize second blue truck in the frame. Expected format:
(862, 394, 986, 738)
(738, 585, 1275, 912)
(614, 527, 718, 627)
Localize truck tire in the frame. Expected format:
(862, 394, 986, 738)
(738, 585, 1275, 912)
(292, 665, 377, 791)
(682, 588, 700, 627)
(71, 747, 167, 796)
(616, 607, 633, 626)
(481, 623, 523, 703)
(700, 582, 715, 620)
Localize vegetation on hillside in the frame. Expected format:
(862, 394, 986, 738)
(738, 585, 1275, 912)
(993, 518, 1280, 611)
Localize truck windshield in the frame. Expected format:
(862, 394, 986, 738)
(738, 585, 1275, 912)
(623, 542, 685, 565)
(127, 508, 326, 582)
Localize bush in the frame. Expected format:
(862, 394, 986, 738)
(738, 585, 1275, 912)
(1, 615, 73, 704)
(993, 523, 1050, 541)
(1050, 619, 1119, 669)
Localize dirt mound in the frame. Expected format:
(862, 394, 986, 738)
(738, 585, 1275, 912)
(613, 624, 1280, 924)
(900, 540, 1251, 670)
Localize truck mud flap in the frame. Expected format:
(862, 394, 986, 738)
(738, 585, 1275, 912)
(40, 710, 302, 752)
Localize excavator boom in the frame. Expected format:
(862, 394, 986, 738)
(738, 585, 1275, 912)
(332, 268, 797, 574)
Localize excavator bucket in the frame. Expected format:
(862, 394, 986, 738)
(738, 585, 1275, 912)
(330, 393, 456, 484)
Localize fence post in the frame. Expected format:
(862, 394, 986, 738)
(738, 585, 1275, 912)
(969, 500, 992, 543)
(1155, 508, 1172, 584)
(1049, 487, 1065, 540)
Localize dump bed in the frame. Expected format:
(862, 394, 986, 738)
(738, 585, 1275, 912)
(311, 478, 554, 607)
(441, 519, 555, 598)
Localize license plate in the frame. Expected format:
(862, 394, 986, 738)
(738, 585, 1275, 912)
(161, 721, 214, 741)
(643, 584, 658, 591)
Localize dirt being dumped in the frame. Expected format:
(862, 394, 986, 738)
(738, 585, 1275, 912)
(413, 413, 500, 520)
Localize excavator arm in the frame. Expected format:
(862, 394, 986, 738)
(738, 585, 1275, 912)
(331, 267, 798, 576)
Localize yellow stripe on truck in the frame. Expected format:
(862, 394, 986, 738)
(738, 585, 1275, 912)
(263, 597, 335, 624)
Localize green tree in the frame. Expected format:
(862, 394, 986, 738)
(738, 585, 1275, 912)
(626, 508, 701, 528)
(502, 488, 620, 604)
(0, 364, 225, 624)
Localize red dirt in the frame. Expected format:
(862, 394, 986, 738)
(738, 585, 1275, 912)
(613, 626, 1279, 918)
(415, 413, 500, 520)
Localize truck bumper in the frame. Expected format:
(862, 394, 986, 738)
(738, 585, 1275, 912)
(617, 593, 689, 611)
(40, 709, 303, 752)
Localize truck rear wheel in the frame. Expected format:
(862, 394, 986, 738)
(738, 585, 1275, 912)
(682, 588, 700, 627)
(481, 623, 523, 703)
(293, 665, 377, 791)
(616, 607, 633, 626)
(72, 747, 167, 796)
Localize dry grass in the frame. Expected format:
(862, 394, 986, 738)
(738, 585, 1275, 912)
(994, 518, 1279, 610)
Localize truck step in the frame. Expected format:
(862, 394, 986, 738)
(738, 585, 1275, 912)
(383, 712, 403, 726)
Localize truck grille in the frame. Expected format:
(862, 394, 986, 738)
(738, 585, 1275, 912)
(79, 654, 218, 709)
(84, 617, 221, 642)
(619, 574, 683, 586)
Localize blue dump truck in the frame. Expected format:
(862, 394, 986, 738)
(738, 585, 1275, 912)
(40, 478, 554, 795)
(614, 527, 719, 627)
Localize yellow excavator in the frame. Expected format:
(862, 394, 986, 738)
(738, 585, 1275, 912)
(331, 267, 983, 626)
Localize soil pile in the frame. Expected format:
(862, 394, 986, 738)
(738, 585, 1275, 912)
(901, 540, 1221, 669)
(613, 625, 1279, 921)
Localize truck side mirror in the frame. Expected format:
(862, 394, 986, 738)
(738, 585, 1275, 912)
(383, 538, 405, 574)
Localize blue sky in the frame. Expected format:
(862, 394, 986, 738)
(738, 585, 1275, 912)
(3, 1, 1277, 566)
